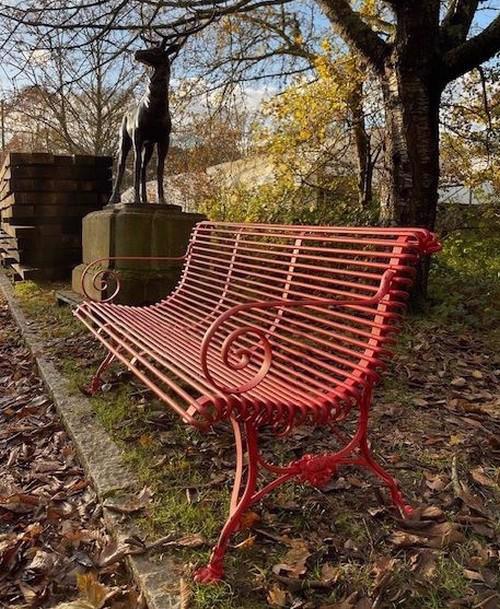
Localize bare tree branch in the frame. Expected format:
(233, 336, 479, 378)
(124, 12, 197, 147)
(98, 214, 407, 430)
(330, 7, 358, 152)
(441, 0, 480, 48)
(443, 13, 500, 82)
(316, 0, 388, 71)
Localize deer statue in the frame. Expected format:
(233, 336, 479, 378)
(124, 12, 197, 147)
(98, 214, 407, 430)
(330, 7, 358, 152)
(108, 39, 181, 205)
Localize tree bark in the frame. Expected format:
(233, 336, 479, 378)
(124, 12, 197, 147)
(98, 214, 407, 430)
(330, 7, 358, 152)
(380, 65, 441, 304)
(349, 79, 374, 208)
(377, 2, 441, 228)
(377, 3, 443, 303)
(380, 68, 441, 229)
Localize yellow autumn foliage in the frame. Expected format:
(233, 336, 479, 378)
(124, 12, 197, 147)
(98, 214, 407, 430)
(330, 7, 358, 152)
(256, 44, 364, 191)
(200, 40, 378, 225)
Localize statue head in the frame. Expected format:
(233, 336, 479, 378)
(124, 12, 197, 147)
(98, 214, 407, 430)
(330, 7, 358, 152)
(134, 41, 182, 67)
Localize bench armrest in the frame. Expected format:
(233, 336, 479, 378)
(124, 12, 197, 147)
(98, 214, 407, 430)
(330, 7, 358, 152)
(200, 269, 396, 395)
(80, 250, 190, 303)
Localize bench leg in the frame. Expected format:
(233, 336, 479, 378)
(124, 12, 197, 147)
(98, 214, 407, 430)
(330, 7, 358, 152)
(359, 436, 413, 516)
(194, 389, 413, 584)
(87, 351, 115, 395)
(290, 388, 413, 517)
(194, 418, 259, 584)
(229, 416, 245, 513)
(357, 389, 413, 517)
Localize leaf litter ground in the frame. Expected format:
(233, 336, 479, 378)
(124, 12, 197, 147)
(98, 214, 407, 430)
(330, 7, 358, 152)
(0, 295, 143, 609)
(5, 280, 500, 609)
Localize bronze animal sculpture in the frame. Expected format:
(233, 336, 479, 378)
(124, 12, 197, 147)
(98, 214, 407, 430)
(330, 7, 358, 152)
(109, 40, 180, 205)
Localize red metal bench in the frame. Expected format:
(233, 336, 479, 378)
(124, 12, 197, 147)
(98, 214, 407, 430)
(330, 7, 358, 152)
(74, 221, 441, 583)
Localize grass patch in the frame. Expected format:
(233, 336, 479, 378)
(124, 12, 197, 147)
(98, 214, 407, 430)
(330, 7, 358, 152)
(190, 574, 270, 609)
(413, 555, 470, 609)
(191, 581, 238, 609)
(428, 228, 500, 341)
(14, 280, 81, 341)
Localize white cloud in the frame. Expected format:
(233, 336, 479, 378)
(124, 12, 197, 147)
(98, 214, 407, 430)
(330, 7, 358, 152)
(238, 84, 276, 112)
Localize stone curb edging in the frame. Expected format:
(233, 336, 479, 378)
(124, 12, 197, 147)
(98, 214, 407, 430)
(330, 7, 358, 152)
(0, 272, 182, 609)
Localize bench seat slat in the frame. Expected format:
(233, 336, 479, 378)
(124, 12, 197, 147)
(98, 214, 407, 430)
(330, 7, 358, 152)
(80, 300, 354, 407)
(85, 300, 328, 407)
(75, 222, 440, 430)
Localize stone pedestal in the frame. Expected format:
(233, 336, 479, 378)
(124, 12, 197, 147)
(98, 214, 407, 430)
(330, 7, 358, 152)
(72, 203, 206, 305)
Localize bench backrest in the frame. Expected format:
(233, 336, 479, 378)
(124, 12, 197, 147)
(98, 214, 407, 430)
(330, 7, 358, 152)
(160, 222, 440, 404)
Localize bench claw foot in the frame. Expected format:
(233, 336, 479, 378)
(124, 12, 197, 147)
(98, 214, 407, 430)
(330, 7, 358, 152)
(400, 503, 414, 518)
(85, 352, 116, 396)
(193, 564, 224, 584)
(386, 484, 414, 518)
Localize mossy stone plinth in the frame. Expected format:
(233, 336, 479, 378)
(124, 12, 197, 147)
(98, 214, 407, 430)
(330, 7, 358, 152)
(72, 203, 205, 305)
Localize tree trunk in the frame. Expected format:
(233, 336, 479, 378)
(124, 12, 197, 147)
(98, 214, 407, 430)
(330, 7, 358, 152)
(349, 80, 373, 208)
(380, 68, 441, 229)
(378, 4, 443, 303)
(379, 65, 442, 303)
(317, 0, 500, 304)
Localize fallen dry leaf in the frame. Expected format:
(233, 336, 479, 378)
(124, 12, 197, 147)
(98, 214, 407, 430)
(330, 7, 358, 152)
(420, 506, 445, 520)
(97, 539, 132, 568)
(423, 522, 466, 548)
(52, 602, 95, 609)
(179, 577, 191, 609)
(371, 556, 397, 590)
(320, 563, 342, 585)
(233, 535, 255, 550)
(424, 473, 448, 491)
(459, 485, 491, 517)
(27, 549, 56, 574)
(412, 549, 437, 578)
(388, 531, 423, 547)
(450, 433, 464, 446)
(18, 582, 40, 605)
(266, 584, 287, 607)
(172, 533, 207, 548)
(240, 510, 261, 529)
(273, 539, 311, 578)
(474, 593, 500, 609)
(76, 572, 110, 609)
(463, 568, 484, 583)
(471, 467, 498, 490)
(103, 487, 153, 515)
(456, 399, 500, 420)
(0, 493, 41, 513)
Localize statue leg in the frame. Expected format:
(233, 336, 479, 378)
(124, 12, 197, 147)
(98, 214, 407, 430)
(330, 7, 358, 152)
(157, 138, 169, 205)
(109, 123, 131, 204)
(140, 144, 154, 204)
(133, 136, 143, 205)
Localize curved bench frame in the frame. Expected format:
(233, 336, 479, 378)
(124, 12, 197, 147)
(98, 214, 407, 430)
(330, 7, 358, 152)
(75, 223, 441, 583)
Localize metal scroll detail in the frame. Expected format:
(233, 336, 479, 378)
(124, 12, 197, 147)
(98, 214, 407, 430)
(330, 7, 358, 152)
(80, 251, 191, 303)
(200, 269, 396, 396)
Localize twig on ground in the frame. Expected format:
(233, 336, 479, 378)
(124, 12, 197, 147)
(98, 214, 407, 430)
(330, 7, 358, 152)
(451, 454, 461, 497)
